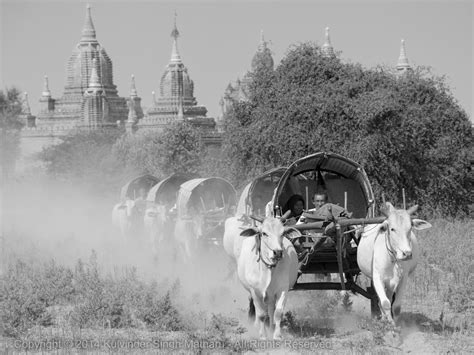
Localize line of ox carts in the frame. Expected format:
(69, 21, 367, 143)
(112, 152, 432, 340)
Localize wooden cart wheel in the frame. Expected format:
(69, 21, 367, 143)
(368, 283, 381, 317)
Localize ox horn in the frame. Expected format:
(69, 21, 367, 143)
(380, 202, 394, 217)
(407, 204, 419, 215)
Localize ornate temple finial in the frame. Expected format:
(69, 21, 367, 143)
(23, 92, 31, 115)
(130, 74, 138, 97)
(88, 58, 101, 88)
(321, 27, 335, 58)
(81, 4, 97, 43)
(42, 75, 51, 97)
(152, 91, 156, 104)
(397, 39, 412, 72)
(170, 12, 182, 63)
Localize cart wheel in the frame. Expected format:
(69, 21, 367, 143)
(368, 283, 381, 318)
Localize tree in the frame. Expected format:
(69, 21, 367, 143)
(0, 88, 24, 180)
(39, 128, 125, 195)
(113, 121, 205, 178)
(223, 43, 472, 216)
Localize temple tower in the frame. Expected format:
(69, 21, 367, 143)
(36, 4, 129, 127)
(396, 39, 413, 75)
(142, 13, 214, 130)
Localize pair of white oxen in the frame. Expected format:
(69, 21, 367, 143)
(223, 202, 431, 340)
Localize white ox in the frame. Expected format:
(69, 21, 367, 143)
(237, 217, 299, 340)
(357, 202, 431, 323)
(144, 204, 168, 257)
(112, 200, 136, 241)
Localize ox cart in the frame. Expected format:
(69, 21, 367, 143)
(176, 177, 237, 247)
(265, 152, 385, 314)
(115, 174, 161, 235)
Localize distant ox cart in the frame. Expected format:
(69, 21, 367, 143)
(174, 178, 237, 261)
(120, 174, 160, 202)
(112, 174, 160, 240)
(144, 173, 197, 256)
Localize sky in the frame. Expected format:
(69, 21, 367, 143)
(1, 0, 472, 121)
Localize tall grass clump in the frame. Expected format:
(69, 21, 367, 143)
(0, 251, 186, 337)
(405, 218, 473, 332)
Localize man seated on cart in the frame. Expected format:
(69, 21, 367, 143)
(297, 192, 351, 249)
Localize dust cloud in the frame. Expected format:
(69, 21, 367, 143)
(1, 175, 248, 318)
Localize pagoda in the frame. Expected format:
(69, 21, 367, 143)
(36, 4, 131, 128)
(141, 14, 215, 131)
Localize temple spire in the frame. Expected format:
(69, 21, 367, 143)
(397, 39, 412, 73)
(42, 75, 51, 97)
(81, 4, 97, 43)
(88, 58, 101, 89)
(170, 11, 182, 63)
(151, 91, 156, 104)
(258, 30, 267, 51)
(321, 27, 335, 58)
(130, 75, 138, 97)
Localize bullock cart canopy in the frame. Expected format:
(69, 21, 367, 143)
(236, 167, 287, 217)
(146, 173, 198, 206)
(120, 174, 160, 201)
(176, 178, 237, 218)
(273, 152, 375, 218)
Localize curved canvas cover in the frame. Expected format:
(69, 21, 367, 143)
(146, 173, 198, 206)
(236, 183, 252, 217)
(236, 167, 287, 217)
(176, 177, 237, 218)
(120, 174, 160, 201)
(272, 152, 375, 218)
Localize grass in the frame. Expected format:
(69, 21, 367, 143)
(404, 218, 473, 331)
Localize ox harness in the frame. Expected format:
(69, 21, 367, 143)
(253, 232, 282, 269)
(378, 224, 412, 263)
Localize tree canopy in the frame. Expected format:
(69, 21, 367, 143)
(0, 88, 24, 180)
(113, 121, 205, 179)
(222, 43, 472, 216)
(40, 122, 207, 195)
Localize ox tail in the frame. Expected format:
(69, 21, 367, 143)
(248, 296, 256, 323)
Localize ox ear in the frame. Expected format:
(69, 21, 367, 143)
(283, 227, 302, 240)
(240, 227, 259, 237)
(379, 221, 389, 232)
(412, 219, 432, 231)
